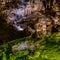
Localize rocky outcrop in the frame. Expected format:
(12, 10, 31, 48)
(0, 0, 60, 43)
(19, 12, 53, 38)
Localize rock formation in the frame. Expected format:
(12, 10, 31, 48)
(0, 0, 60, 43)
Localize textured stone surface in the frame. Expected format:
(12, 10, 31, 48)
(0, 0, 60, 42)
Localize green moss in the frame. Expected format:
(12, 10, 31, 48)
(0, 32, 60, 60)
